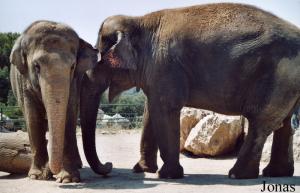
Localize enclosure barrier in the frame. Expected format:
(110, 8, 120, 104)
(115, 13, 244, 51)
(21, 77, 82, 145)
(0, 103, 144, 131)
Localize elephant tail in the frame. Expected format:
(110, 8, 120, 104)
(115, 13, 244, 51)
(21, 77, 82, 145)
(80, 75, 112, 175)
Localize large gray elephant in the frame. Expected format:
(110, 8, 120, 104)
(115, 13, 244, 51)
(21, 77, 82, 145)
(80, 3, 300, 179)
(10, 20, 112, 183)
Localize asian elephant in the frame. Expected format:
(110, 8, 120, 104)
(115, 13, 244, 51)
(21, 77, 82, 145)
(10, 20, 112, 183)
(80, 3, 300, 179)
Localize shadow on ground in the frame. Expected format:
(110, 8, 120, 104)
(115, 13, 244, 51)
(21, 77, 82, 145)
(58, 167, 300, 190)
(59, 167, 154, 190)
(0, 173, 27, 180)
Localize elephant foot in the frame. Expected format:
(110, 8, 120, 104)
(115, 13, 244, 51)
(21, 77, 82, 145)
(263, 162, 294, 177)
(132, 160, 158, 173)
(158, 163, 184, 179)
(228, 164, 259, 179)
(28, 164, 52, 180)
(54, 168, 80, 183)
(74, 157, 83, 169)
(76, 162, 83, 169)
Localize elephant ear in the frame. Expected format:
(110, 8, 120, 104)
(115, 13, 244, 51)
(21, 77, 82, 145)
(103, 31, 137, 70)
(76, 38, 97, 74)
(10, 35, 27, 74)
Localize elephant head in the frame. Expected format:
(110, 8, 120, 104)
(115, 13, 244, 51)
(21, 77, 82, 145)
(79, 15, 152, 173)
(10, 21, 97, 174)
(80, 16, 146, 171)
(94, 16, 147, 100)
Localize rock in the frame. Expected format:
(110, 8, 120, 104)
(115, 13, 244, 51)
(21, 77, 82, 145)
(291, 107, 300, 129)
(180, 108, 212, 151)
(97, 113, 130, 128)
(102, 114, 114, 127)
(0, 126, 11, 133)
(294, 130, 300, 161)
(0, 113, 15, 130)
(112, 113, 130, 128)
(97, 109, 105, 120)
(184, 114, 243, 156)
(96, 109, 105, 127)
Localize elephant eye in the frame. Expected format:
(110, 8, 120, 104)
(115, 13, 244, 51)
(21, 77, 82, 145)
(34, 63, 40, 74)
(104, 34, 117, 45)
(101, 34, 117, 54)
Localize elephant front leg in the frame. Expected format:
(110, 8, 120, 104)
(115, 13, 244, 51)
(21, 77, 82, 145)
(24, 96, 51, 180)
(133, 99, 158, 173)
(149, 101, 184, 179)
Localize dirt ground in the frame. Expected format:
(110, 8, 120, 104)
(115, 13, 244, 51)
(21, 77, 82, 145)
(0, 129, 299, 193)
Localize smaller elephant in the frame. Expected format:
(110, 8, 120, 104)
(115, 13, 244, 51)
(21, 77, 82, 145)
(10, 20, 112, 183)
(81, 3, 300, 179)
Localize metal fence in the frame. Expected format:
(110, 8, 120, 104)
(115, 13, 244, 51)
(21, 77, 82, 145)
(96, 104, 144, 129)
(0, 106, 25, 131)
(0, 104, 144, 131)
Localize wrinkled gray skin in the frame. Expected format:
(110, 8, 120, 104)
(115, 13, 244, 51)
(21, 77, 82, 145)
(10, 20, 112, 183)
(81, 3, 300, 179)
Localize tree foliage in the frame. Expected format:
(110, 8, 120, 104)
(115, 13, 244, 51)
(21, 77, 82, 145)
(0, 32, 20, 69)
(0, 32, 20, 105)
(100, 89, 145, 119)
(0, 67, 10, 103)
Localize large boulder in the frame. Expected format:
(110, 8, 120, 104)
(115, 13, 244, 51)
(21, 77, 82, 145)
(184, 114, 244, 156)
(180, 108, 212, 151)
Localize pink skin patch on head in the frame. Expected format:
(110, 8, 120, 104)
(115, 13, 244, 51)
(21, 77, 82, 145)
(104, 51, 121, 68)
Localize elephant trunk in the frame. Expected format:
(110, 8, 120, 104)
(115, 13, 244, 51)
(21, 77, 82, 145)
(41, 76, 70, 175)
(80, 74, 112, 175)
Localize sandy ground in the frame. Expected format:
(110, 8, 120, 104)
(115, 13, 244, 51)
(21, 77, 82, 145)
(0, 129, 299, 193)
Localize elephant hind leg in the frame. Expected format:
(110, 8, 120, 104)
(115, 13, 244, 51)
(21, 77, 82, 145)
(229, 120, 273, 179)
(263, 115, 294, 177)
(133, 98, 158, 173)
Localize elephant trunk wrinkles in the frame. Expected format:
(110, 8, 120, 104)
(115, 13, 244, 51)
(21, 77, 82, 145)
(42, 77, 70, 175)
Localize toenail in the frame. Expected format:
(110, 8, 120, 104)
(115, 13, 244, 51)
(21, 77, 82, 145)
(62, 178, 71, 183)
